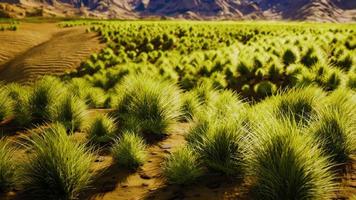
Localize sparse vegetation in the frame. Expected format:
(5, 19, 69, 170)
(0, 23, 18, 31)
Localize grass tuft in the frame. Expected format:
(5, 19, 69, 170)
(163, 146, 203, 185)
(194, 118, 246, 176)
(5, 83, 32, 126)
(28, 76, 64, 121)
(21, 123, 95, 199)
(87, 114, 117, 143)
(50, 95, 87, 133)
(282, 46, 299, 65)
(346, 73, 356, 89)
(208, 90, 246, 120)
(186, 89, 246, 148)
(111, 131, 147, 169)
(116, 75, 182, 135)
(0, 138, 17, 193)
(308, 89, 356, 163)
(273, 86, 325, 124)
(254, 81, 277, 98)
(247, 116, 336, 200)
(0, 86, 13, 122)
(181, 91, 202, 121)
(186, 90, 247, 175)
(190, 82, 218, 106)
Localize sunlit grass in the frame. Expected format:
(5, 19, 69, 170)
(247, 115, 336, 200)
(111, 131, 147, 169)
(163, 146, 203, 185)
(87, 114, 117, 143)
(0, 138, 17, 193)
(116, 75, 182, 135)
(20, 124, 95, 199)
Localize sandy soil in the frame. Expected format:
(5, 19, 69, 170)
(0, 23, 104, 84)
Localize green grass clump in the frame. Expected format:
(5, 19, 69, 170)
(28, 76, 64, 121)
(208, 90, 246, 119)
(247, 117, 336, 200)
(273, 86, 325, 124)
(190, 82, 219, 106)
(116, 75, 182, 135)
(346, 73, 356, 89)
(195, 119, 246, 176)
(301, 46, 325, 67)
(0, 139, 17, 193)
(309, 107, 355, 164)
(50, 95, 87, 133)
(334, 53, 353, 71)
(308, 89, 356, 163)
(83, 87, 106, 108)
(21, 124, 95, 199)
(0, 87, 13, 122)
(87, 114, 117, 143)
(181, 91, 202, 121)
(5, 83, 32, 126)
(254, 81, 277, 98)
(185, 109, 213, 147)
(186, 91, 247, 175)
(282, 47, 299, 65)
(66, 79, 107, 108)
(111, 132, 147, 169)
(66, 78, 91, 96)
(163, 146, 203, 185)
(186, 89, 246, 147)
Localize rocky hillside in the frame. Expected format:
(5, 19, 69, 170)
(0, 0, 355, 21)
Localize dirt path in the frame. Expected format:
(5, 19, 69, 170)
(0, 23, 104, 84)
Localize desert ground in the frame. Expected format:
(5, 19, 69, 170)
(0, 23, 103, 84)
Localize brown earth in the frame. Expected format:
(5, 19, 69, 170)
(0, 23, 104, 84)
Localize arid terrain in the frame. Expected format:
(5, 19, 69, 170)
(0, 23, 103, 84)
(0, 21, 355, 200)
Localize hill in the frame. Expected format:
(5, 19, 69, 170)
(0, 0, 355, 21)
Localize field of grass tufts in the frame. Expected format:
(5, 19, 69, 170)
(0, 21, 355, 200)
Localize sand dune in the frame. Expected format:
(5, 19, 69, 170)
(0, 23, 104, 84)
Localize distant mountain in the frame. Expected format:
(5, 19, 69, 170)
(0, 0, 355, 21)
(145, 0, 259, 16)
